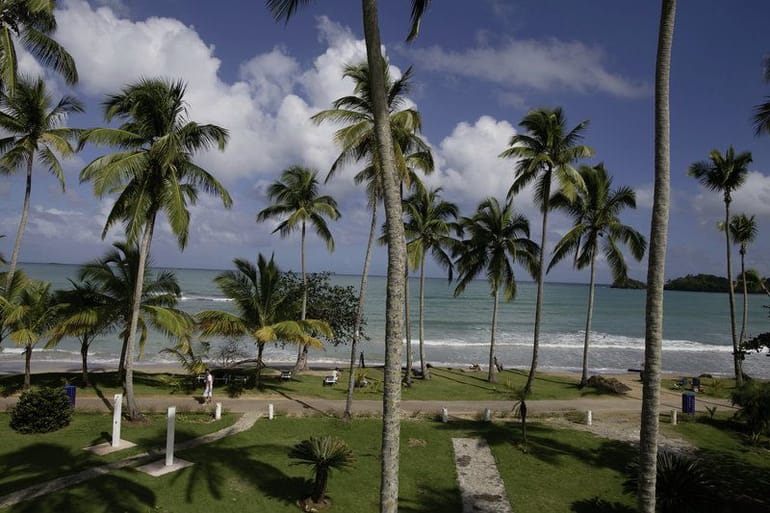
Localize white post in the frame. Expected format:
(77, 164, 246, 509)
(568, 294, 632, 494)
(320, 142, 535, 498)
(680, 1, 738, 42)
(215, 402, 222, 420)
(483, 408, 491, 422)
(586, 410, 593, 426)
(165, 406, 176, 467)
(671, 409, 677, 425)
(111, 394, 123, 448)
(441, 407, 448, 423)
(268, 403, 274, 420)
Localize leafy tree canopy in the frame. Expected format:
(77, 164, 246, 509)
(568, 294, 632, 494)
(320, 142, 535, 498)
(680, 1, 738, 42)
(278, 271, 364, 347)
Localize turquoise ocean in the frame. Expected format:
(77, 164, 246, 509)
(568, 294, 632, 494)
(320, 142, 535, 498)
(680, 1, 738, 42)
(3, 262, 770, 378)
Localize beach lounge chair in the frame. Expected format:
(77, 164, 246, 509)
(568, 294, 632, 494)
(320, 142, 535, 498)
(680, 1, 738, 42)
(280, 370, 292, 381)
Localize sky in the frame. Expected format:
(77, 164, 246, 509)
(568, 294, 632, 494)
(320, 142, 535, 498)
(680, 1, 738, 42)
(1, 0, 769, 285)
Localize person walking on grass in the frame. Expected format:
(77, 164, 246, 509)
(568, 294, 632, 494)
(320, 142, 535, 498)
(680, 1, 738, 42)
(203, 369, 213, 404)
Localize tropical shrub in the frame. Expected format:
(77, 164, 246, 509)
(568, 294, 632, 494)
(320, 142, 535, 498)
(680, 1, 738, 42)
(625, 451, 715, 513)
(10, 387, 73, 433)
(731, 381, 770, 437)
(289, 436, 355, 505)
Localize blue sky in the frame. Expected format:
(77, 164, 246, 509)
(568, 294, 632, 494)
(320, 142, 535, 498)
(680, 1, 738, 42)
(1, 0, 769, 284)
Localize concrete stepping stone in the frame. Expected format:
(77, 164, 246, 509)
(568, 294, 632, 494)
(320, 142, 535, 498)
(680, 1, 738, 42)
(452, 438, 513, 513)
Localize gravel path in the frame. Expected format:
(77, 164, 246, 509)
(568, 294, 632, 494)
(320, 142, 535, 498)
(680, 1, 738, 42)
(453, 438, 513, 513)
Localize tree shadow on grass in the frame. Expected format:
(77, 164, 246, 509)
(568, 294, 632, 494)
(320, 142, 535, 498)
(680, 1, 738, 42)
(0, 443, 101, 496)
(6, 473, 155, 513)
(571, 497, 635, 513)
(434, 419, 634, 473)
(172, 443, 307, 505)
(399, 484, 463, 513)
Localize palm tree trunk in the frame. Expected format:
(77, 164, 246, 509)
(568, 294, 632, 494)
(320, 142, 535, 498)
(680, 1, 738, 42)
(81, 337, 90, 387)
(24, 344, 31, 390)
(294, 223, 309, 372)
(724, 197, 742, 386)
(488, 287, 499, 383)
(580, 256, 597, 387)
(256, 342, 265, 386)
(418, 257, 431, 380)
(6, 157, 34, 289)
(124, 215, 156, 420)
(525, 169, 552, 394)
(638, 2, 675, 511)
(739, 251, 748, 353)
(404, 268, 412, 384)
(345, 202, 378, 419)
(118, 333, 128, 383)
(361, 2, 406, 511)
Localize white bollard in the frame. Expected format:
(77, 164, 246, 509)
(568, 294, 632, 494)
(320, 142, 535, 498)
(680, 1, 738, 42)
(268, 403, 274, 420)
(441, 407, 448, 423)
(671, 409, 677, 425)
(586, 410, 593, 426)
(111, 394, 123, 448)
(215, 402, 222, 420)
(483, 408, 492, 422)
(165, 406, 176, 467)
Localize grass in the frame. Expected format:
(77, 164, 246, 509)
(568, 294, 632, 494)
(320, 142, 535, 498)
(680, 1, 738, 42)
(0, 367, 612, 402)
(0, 414, 638, 513)
(0, 411, 237, 498)
(662, 375, 736, 399)
(3, 410, 769, 512)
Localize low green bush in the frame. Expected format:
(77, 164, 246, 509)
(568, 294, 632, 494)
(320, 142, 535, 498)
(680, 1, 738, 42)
(731, 381, 770, 437)
(10, 387, 73, 434)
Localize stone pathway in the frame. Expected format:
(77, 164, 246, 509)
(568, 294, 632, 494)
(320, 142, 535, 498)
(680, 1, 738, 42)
(452, 438, 513, 513)
(0, 412, 260, 508)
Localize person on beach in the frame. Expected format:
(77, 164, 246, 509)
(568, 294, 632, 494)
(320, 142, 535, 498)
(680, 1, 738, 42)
(203, 369, 213, 403)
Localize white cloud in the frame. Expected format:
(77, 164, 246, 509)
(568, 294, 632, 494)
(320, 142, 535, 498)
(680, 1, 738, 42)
(407, 37, 649, 98)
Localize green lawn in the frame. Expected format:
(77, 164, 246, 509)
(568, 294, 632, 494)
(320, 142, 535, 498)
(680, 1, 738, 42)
(0, 411, 236, 499)
(3, 411, 769, 512)
(1, 367, 608, 402)
(1, 413, 638, 513)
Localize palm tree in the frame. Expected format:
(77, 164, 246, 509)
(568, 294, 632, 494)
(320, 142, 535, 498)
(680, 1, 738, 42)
(549, 164, 647, 386)
(50, 242, 192, 384)
(313, 61, 433, 415)
(79, 78, 232, 420)
(0, 271, 57, 389)
(499, 107, 594, 394)
(0, 76, 82, 287)
(47, 279, 111, 387)
(196, 254, 331, 385)
(753, 55, 770, 136)
(267, 3, 432, 510)
(728, 213, 758, 351)
(688, 146, 752, 386)
(289, 436, 355, 504)
(256, 166, 340, 372)
(638, 2, 676, 511)
(0, 0, 78, 94)
(402, 184, 457, 380)
(453, 197, 538, 383)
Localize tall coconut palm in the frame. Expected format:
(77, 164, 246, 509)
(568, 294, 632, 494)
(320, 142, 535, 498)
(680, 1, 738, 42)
(688, 146, 752, 386)
(79, 78, 231, 420)
(453, 197, 538, 383)
(50, 242, 192, 384)
(0, 271, 57, 389)
(196, 254, 331, 385)
(639, 2, 676, 511)
(728, 213, 758, 351)
(499, 107, 593, 394)
(313, 61, 433, 415)
(549, 164, 647, 387)
(402, 184, 457, 380)
(257, 166, 340, 372)
(0, 0, 78, 94)
(267, 3, 432, 509)
(0, 76, 82, 287)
